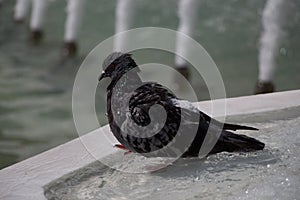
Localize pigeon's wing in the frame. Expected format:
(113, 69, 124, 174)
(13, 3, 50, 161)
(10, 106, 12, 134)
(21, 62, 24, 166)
(170, 99, 207, 122)
(129, 86, 208, 129)
(172, 99, 258, 131)
(171, 100, 263, 156)
(119, 82, 182, 153)
(128, 82, 177, 126)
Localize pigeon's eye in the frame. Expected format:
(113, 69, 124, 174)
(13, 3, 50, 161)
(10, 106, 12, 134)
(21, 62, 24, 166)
(110, 64, 116, 68)
(105, 64, 115, 74)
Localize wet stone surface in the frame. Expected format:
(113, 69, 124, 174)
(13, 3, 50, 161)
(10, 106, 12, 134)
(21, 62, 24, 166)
(44, 109, 300, 200)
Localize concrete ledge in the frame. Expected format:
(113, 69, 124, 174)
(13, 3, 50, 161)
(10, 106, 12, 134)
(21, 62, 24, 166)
(196, 89, 300, 117)
(0, 90, 300, 200)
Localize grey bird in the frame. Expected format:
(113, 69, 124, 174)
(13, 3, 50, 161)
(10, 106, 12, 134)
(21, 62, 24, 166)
(99, 52, 265, 157)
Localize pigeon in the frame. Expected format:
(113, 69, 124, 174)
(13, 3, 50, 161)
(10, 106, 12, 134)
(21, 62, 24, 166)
(98, 52, 265, 157)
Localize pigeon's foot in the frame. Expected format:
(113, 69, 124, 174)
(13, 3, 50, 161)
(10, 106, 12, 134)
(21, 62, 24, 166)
(29, 29, 44, 46)
(254, 81, 275, 94)
(114, 144, 127, 150)
(114, 144, 131, 155)
(62, 41, 77, 58)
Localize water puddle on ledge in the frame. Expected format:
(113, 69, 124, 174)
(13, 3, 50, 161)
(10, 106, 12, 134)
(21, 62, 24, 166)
(44, 108, 300, 200)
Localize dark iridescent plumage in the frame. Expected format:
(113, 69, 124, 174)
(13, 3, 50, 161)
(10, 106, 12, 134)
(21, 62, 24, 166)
(99, 52, 265, 157)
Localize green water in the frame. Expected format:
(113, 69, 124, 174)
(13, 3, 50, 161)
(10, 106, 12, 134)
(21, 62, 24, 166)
(0, 0, 299, 169)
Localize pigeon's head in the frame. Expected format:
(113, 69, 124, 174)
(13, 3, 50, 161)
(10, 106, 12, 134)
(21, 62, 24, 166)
(98, 52, 138, 81)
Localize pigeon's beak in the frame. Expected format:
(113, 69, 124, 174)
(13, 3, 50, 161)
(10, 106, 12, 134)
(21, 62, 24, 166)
(98, 71, 108, 82)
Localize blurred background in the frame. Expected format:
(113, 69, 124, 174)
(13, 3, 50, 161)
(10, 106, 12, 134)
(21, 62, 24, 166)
(0, 0, 299, 169)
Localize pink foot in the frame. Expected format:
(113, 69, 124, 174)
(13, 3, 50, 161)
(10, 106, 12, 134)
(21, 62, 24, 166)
(114, 144, 132, 155)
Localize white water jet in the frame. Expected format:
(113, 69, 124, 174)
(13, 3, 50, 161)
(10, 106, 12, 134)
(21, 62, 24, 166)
(64, 0, 86, 42)
(258, 0, 289, 82)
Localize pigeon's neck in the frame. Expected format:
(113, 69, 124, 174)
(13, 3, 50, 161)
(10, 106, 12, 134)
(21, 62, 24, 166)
(107, 69, 141, 92)
(106, 69, 142, 146)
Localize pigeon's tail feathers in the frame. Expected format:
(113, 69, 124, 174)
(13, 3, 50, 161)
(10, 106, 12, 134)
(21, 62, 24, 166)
(210, 131, 265, 154)
(223, 123, 259, 131)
